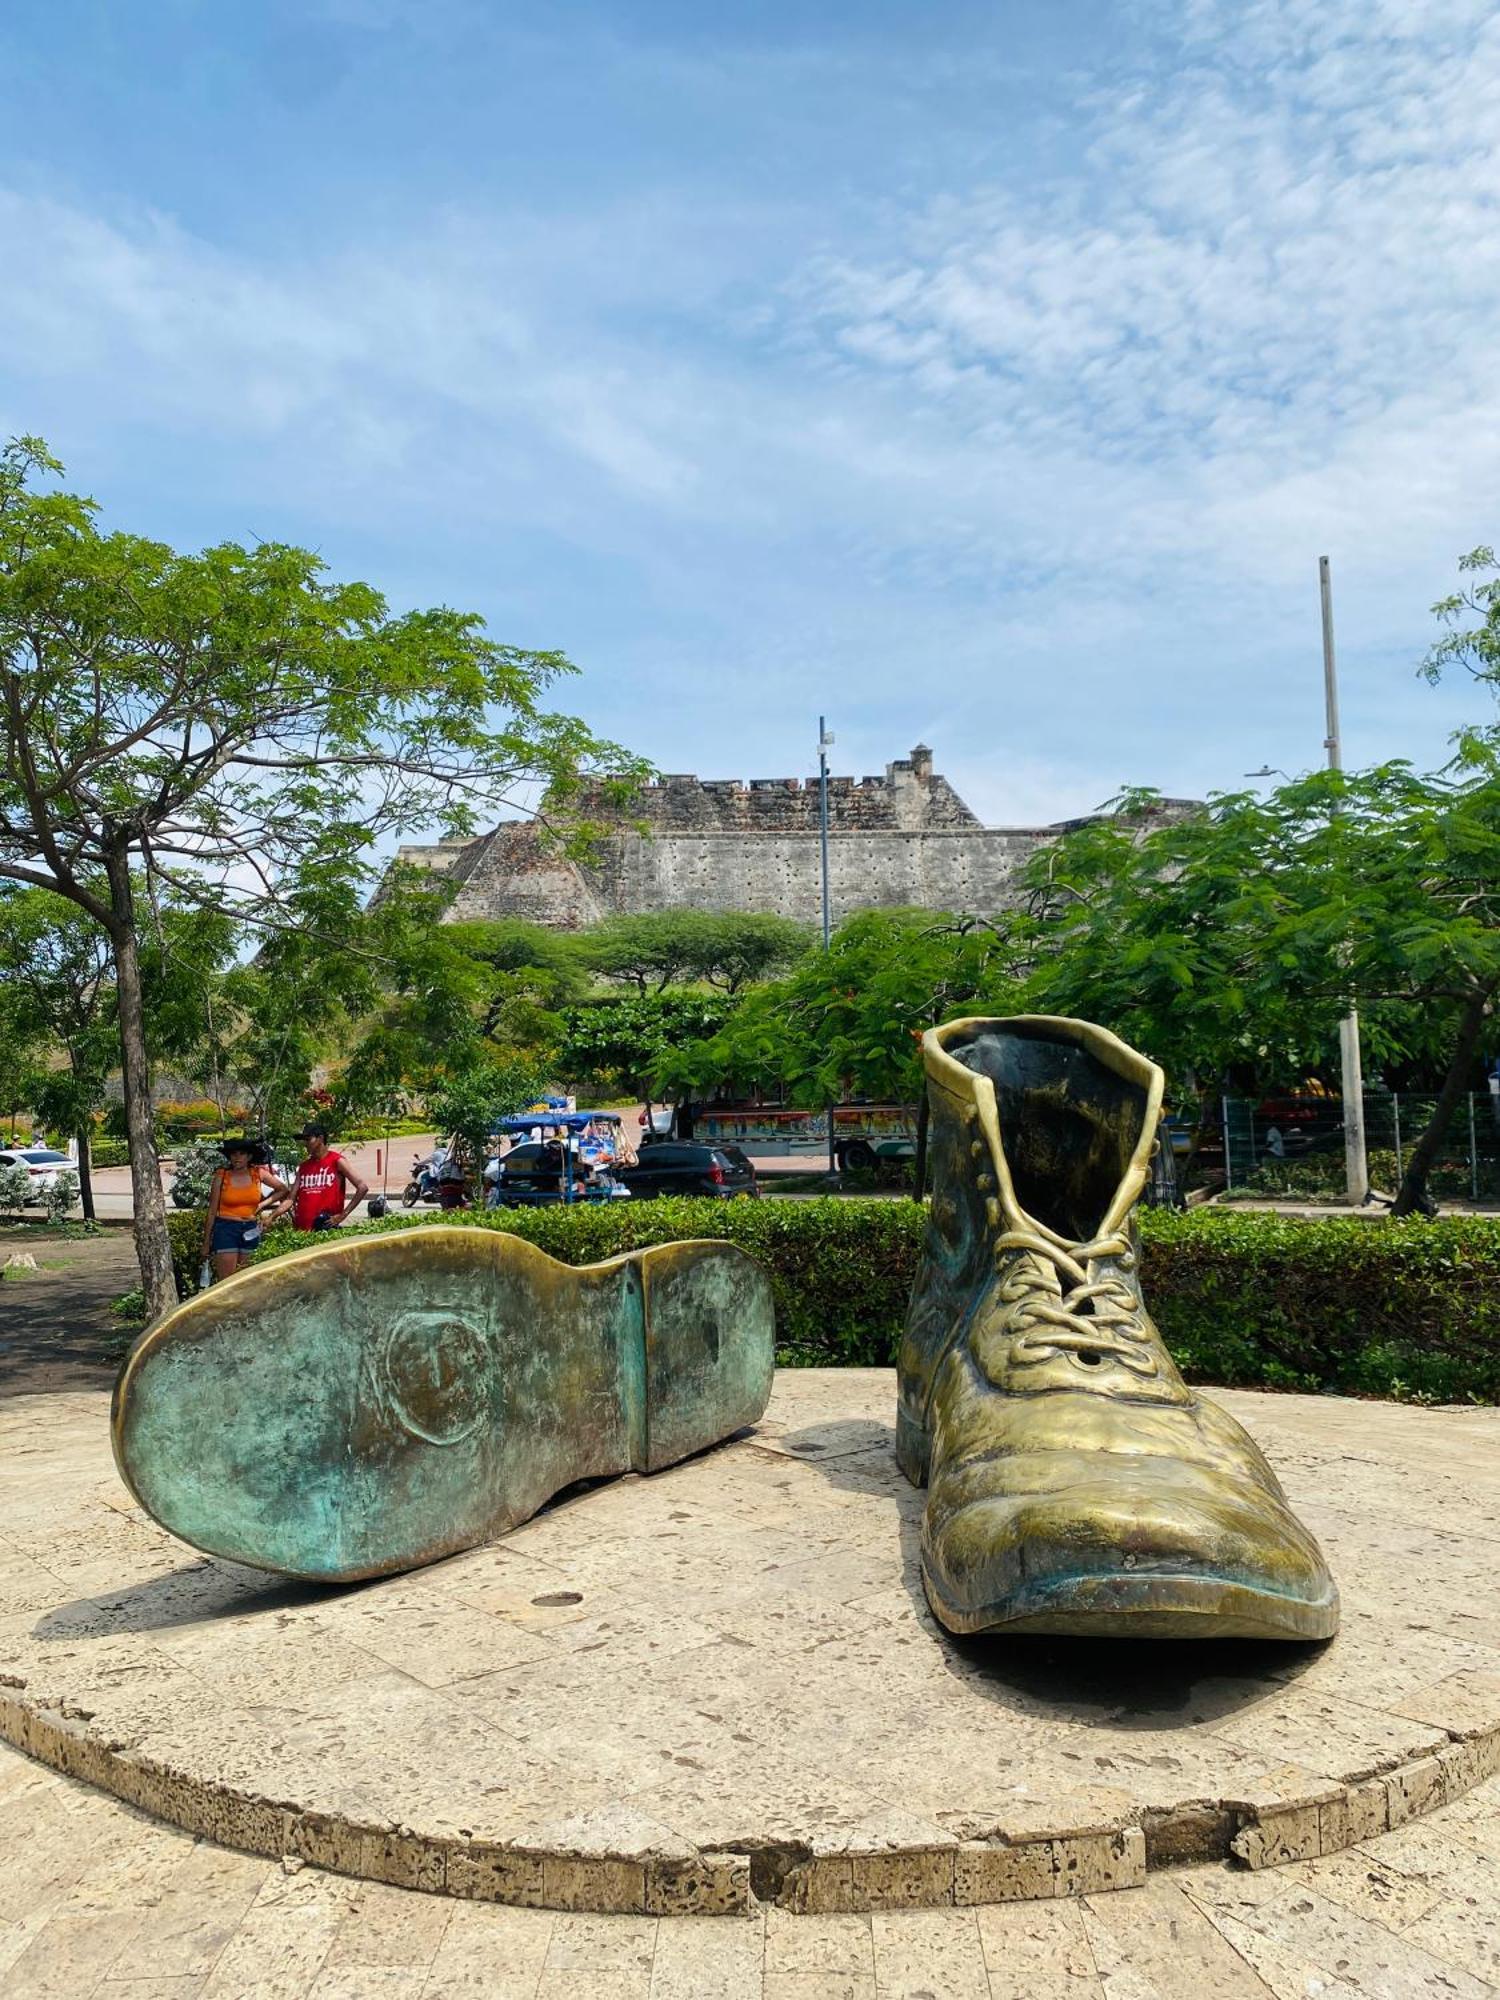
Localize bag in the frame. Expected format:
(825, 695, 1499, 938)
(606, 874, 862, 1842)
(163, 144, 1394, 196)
(198, 1259, 213, 1291)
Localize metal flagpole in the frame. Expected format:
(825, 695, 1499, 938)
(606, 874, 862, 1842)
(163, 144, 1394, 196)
(819, 718, 836, 1177)
(1320, 556, 1370, 1206)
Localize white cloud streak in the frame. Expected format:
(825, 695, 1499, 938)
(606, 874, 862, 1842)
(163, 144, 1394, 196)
(1, 0, 1496, 820)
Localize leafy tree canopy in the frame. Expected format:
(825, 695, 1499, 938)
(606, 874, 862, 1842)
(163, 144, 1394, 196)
(0, 437, 644, 1313)
(658, 908, 1026, 1107)
(1018, 759, 1500, 1213)
(583, 910, 812, 995)
(557, 991, 737, 1102)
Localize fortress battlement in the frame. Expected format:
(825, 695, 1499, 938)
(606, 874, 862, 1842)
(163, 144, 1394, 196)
(570, 745, 979, 837)
(395, 743, 1194, 931)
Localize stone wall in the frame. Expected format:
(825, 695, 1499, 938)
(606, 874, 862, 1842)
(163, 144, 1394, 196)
(395, 744, 1195, 930)
(576, 745, 980, 836)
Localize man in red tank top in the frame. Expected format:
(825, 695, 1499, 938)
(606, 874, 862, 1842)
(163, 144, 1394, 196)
(290, 1123, 369, 1231)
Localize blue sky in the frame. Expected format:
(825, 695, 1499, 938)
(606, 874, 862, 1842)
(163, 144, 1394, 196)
(3, 0, 1498, 825)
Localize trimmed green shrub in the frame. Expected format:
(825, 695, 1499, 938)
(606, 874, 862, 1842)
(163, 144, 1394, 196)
(168, 1198, 923, 1368)
(162, 1202, 1500, 1403)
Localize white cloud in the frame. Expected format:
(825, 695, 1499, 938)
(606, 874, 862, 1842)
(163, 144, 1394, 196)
(0, 0, 1495, 811)
(782, 0, 1500, 600)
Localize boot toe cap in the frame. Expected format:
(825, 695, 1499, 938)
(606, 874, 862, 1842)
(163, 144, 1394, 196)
(924, 1462, 1338, 1641)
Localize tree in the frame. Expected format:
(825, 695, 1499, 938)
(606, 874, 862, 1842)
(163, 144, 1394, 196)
(657, 908, 1026, 1107)
(0, 438, 645, 1315)
(1019, 764, 1500, 1217)
(557, 991, 737, 1104)
(0, 990, 44, 1144)
(442, 917, 586, 1044)
(583, 911, 811, 996)
(429, 1055, 553, 1166)
(0, 887, 116, 1217)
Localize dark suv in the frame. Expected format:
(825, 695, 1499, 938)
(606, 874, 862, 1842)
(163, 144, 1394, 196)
(616, 1142, 759, 1200)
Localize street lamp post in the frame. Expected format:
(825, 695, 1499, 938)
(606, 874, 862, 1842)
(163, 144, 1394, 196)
(1319, 557, 1370, 1206)
(818, 718, 836, 1177)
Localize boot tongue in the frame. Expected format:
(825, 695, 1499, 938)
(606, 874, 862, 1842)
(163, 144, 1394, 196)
(953, 1025, 1150, 1243)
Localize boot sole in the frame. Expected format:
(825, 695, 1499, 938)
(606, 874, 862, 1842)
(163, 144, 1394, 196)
(113, 1228, 775, 1582)
(921, 1562, 1340, 1642)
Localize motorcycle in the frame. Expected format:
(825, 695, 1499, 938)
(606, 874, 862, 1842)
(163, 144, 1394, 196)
(400, 1153, 443, 1208)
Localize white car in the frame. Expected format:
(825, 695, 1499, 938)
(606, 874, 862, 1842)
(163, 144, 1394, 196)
(0, 1147, 73, 1199)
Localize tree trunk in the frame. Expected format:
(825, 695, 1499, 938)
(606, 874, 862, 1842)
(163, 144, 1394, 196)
(1391, 986, 1492, 1218)
(74, 1124, 95, 1222)
(105, 855, 176, 1318)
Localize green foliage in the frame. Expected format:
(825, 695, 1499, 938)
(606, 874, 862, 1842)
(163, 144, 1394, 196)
(583, 911, 812, 997)
(1141, 1209, 1500, 1402)
(557, 991, 737, 1099)
(155, 1098, 248, 1139)
(659, 908, 1024, 1106)
(427, 1056, 554, 1161)
(157, 1201, 1500, 1404)
(41, 1171, 78, 1223)
(1422, 546, 1500, 691)
(0, 1161, 32, 1211)
(1018, 759, 1500, 1213)
(0, 888, 115, 1159)
(168, 1142, 234, 1208)
(0, 435, 647, 1318)
(1231, 1145, 1500, 1203)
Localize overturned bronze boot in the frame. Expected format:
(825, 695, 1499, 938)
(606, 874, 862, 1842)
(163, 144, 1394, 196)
(899, 1016, 1338, 1640)
(114, 1229, 774, 1582)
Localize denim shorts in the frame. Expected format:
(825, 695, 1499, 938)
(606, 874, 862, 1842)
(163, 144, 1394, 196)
(211, 1217, 262, 1254)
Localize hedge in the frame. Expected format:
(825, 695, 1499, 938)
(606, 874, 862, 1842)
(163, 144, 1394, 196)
(166, 1202, 1500, 1403)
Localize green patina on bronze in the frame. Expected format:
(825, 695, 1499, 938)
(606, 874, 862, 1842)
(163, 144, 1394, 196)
(112, 1229, 775, 1582)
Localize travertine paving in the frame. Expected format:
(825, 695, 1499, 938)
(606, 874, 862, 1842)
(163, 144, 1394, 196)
(6, 1736, 1500, 1997)
(3, 1372, 1500, 1918)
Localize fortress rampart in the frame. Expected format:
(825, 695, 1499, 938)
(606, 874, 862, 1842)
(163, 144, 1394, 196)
(396, 745, 1193, 929)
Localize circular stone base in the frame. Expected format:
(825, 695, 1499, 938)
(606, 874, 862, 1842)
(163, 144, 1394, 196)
(4, 1372, 1500, 1916)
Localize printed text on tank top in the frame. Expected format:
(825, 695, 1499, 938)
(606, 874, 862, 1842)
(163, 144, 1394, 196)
(293, 1152, 344, 1230)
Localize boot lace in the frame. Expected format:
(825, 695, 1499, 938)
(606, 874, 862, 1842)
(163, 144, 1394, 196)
(991, 1228, 1158, 1376)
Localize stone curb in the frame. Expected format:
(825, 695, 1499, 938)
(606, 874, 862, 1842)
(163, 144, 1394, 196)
(5, 1680, 1499, 1916)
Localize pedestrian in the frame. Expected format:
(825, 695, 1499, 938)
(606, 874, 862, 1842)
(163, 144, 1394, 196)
(437, 1141, 470, 1211)
(287, 1122, 368, 1232)
(201, 1139, 288, 1282)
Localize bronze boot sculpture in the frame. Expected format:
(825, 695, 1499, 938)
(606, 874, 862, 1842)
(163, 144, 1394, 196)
(114, 1228, 775, 1583)
(899, 1016, 1338, 1640)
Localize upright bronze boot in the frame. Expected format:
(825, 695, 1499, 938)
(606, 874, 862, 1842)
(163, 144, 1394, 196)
(899, 1017, 1338, 1640)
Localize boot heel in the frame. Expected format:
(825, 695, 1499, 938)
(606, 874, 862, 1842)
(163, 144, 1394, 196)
(113, 1228, 775, 1581)
(896, 1405, 931, 1487)
(635, 1240, 776, 1472)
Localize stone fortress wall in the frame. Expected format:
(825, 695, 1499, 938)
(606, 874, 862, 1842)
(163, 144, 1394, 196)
(396, 745, 1193, 930)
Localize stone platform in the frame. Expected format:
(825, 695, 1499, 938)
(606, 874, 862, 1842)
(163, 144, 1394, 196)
(3, 1371, 1499, 1918)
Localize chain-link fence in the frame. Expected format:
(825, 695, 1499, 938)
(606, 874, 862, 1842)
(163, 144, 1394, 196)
(1202, 1091, 1500, 1201)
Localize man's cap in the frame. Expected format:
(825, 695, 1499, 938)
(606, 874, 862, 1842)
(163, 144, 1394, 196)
(295, 1121, 330, 1141)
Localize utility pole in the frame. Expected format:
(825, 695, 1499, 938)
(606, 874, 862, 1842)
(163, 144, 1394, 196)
(1320, 556, 1370, 1205)
(818, 718, 836, 1177)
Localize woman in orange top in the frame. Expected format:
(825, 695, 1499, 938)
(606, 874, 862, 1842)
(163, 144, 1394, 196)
(202, 1139, 289, 1283)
